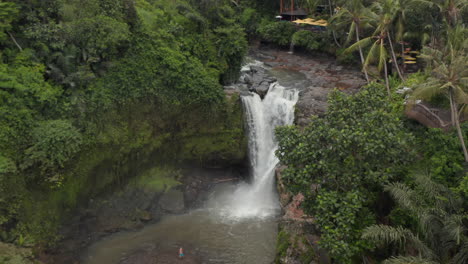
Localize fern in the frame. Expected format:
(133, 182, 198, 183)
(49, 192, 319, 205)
(383, 256, 437, 264)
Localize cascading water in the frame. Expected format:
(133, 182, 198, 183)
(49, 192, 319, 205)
(83, 60, 301, 264)
(219, 64, 299, 220)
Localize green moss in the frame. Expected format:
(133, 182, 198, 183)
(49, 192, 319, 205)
(0, 242, 34, 264)
(178, 92, 247, 165)
(299, 235, 316, 263)
(275, 229, 291, 263)
(132, 166, 181, 192)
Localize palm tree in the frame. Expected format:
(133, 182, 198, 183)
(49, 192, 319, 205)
(362, 173, 468, 263)
(411, 27, 468, 162)
(331, 0, 373, 83)
(345, 0, 409, 96)
(371, 0, 405, 81)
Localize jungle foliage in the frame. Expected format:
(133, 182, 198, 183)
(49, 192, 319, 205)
(270, 1, 468, 262)
(277, 82, 468, 263)
(0, 0, 248, 249)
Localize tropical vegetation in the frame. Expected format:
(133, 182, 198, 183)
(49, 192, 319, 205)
(272, 0, 468, 263)
(1, 0, 467, 263)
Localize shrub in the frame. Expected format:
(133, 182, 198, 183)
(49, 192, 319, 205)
(336, 48, 357, 64)
(24, 120, 82, 181)
(257, 20, 296, 46)
(291, 30, 322, 51)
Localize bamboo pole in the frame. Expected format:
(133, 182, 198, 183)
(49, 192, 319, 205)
(291, 0, 294, 20)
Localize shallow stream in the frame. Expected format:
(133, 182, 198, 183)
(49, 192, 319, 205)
(83, 184, 279, 264)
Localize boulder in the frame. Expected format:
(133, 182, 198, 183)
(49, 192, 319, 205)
(249, 65, 263, 73)
(254, 81, 270, 99)
(158, 189, 185, 213)
(242, 74, 252, 85)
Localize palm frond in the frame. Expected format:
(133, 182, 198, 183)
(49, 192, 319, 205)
(444, 214, 467, 246)
(452, 241, 468, 264)
(411, 78, 446, 101)
(345, 36, 374, 54)
(385, 182, 418, 211)
(363, 224, 433, 258)
(378, 40, 388, 72)
(383, 256, 437, 264)
(345, 21, 356, 45)
(362, 225, 412, 248)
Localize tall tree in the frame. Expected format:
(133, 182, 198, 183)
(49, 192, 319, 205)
(0, 1, 20, 50)
(411, 27, 468, 162)
(346, 0, 408, 95)
(331, 0, 373, 83)
(372, 0, 405, 80)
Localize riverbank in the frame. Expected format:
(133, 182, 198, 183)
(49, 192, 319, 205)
(42, 165, 245, 264)
(247, 45, 366, 263)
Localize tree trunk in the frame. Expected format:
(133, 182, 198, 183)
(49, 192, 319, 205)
(355, 24, 369, 83)
(328, 0, 341, 47)
(449, 88, 456, 125)
(384, 61, 391, 97)
(387, 34, 404, 80)
(401, 41, 406, 74)
(7, 31, 22, 51)
(450, 90, 468, 162)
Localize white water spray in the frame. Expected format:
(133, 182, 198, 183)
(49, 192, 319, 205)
(218, 64, 299, 220)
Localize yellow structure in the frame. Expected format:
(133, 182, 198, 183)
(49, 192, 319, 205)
(292, 18, 328, 26)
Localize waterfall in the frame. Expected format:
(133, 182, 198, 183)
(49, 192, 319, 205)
(220, 68, 299, 220)
(288, 41, 295, 54)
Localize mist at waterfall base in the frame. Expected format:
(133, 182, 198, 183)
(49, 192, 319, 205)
(218, 82, 299, 220)
(83, 62, 299, 264)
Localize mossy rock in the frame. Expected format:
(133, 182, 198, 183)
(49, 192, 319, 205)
(275, 229, 291, 263)
(177, 92, 248, 166)
(0, 242, 35, 264)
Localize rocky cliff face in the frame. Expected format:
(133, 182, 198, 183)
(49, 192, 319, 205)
(40, 92, 248, 264)
(249, 47, 366, 264)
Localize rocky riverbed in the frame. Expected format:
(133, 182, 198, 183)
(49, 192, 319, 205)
(249, 47, 366, 127)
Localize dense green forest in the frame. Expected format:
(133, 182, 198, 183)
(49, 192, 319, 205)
(273, 0, 468, 263)
(0, 0, 467, 263)
(0, 0, 250, 254)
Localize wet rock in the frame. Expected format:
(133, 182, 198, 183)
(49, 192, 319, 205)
(242, 65, 278, 99)
(264, 76, 277, 83)
(250, 65, 263, 73)
(296, 98, 329, 127)
(264, 61, 281, 67)
(159, 189, 185, 213)
(256, 53, 276, 60)
(249, 47, 366, 126)
(254, 81, 270, 98)
(242, 74, 252, 85)
(138, 210, 153, 222)
(276, 166, 292, 208)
